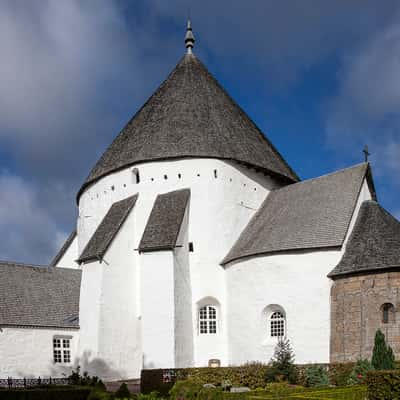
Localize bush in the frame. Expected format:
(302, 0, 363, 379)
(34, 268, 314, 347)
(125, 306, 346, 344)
(169, 380, 203, 400)
(372, 329, 395, 370)
(367, 370, 400, 399)
(0, 388, 91, 400)
(114, 383, 131, 399)
(327, 363, 355, 386)
(347, 359, 374, 385)
(87, 390, 111, 400)
(265, 339, 298, 384)
(303, 365, 329, 387)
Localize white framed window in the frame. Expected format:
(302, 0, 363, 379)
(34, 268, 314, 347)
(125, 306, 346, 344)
(53, 337, 71, 364)
(199, 305, 217, 334)
(270, 311, 285, 338)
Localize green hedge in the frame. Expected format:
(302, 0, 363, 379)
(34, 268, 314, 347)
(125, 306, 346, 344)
(0, 387, 91, 400)
(140, 363, 357, 394)
(367, 370, 400, 400)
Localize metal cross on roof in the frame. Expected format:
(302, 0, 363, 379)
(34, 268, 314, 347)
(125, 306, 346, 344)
(363, 145, 370, 162)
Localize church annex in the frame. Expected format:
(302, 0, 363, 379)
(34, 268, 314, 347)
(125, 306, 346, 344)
(1, 23, 400, 381)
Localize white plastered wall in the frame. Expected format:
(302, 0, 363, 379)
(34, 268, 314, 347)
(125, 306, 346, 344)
(55, 235, 79, 269)
(225, 177, 373, 365)
(78, 205, 141, 380)
(0, 327, 78, 378)
(78, 158, 279, 372)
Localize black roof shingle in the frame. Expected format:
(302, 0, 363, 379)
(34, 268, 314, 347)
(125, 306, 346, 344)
(139, 189, 190, 252)
(78, 194, 138, 263)
(329, 201, 400, 278)
(0, 262, 81, 329)
(223, 163, 373, 265)
(78, 53, 298, 201)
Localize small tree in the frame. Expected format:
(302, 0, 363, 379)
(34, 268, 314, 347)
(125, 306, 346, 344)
(371, 329, 395, 370)
(266, 339, 298, 384)
(115, 383, 131, 399)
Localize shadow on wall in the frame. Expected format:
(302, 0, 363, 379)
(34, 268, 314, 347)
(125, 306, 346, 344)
(143, 354, 157, 370)
(49, 351, 126, 381)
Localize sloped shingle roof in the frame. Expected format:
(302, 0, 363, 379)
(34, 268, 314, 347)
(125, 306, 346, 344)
(77, 53, 298, 201)
(50, 229, 77, 267)
(0, 262, 81, 329)
(329, 201, 400, 278)
(223, 163, 372, 265)
(78, 194, 138, 263)
(139, 189, 190, 252)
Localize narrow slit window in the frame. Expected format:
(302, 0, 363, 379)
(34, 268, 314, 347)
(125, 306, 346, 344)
(132, 168, 140, 184)
(214, 170, 217, 178)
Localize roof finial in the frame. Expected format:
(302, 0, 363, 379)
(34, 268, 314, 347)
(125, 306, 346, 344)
(363, 144, 370, 162)
(185, 20, 195, 54)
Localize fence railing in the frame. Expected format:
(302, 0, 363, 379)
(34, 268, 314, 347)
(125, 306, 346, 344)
(0, 377, 70, 388)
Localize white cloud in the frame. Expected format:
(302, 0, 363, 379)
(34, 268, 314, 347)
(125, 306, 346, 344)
(325, 13, 400, 183)
(0, 172, 66, 264)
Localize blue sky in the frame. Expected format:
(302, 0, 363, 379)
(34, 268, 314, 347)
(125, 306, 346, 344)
(1, 0, 400, 264)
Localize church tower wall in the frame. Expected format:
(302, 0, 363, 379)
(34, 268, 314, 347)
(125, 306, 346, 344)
(330, 272, 400, 362)
(77, 158, 280, 374)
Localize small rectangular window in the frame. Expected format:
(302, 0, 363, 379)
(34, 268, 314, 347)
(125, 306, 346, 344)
(189, 242, 194, 252)
(53, 337, 72, 364)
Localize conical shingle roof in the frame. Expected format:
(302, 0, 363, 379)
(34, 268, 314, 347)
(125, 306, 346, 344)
(78, 53, 298, 199)
(328, 201, 400, 278)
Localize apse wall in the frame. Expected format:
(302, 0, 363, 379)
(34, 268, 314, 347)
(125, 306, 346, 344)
(225, 249, 341, 365)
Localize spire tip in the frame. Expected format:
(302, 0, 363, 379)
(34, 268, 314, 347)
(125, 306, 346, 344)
(185, 19, 195, 54)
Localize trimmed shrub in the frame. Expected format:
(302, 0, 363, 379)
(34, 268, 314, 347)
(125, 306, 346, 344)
(170, 380, 203, 400)
(303, 365, 329, 387)
(347, 359, 374, 385)
(372, 329, 395, 370)
(0, 387, 91, 400)
(367, 370, 400, 399)
(114, 383, 131, 399)
(327, 363, 355, 387)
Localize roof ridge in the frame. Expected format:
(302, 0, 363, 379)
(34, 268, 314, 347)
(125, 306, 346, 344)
(272, 162, 368, 193)
(0, 260, 50, 269)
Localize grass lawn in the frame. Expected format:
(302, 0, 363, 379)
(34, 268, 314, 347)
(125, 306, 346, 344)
(229, 386, 367, 400)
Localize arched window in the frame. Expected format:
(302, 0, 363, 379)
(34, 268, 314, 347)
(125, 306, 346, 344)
(270, 311, 285, 338)
(199, 305, 217, 334)
(382, 303, 395, 324)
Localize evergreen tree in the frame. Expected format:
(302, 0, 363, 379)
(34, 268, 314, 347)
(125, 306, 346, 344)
(266, 339, 298, 384)
(371, 329, 395, 370)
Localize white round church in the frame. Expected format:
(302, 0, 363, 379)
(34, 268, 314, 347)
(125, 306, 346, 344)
(1, 23, 400, 381)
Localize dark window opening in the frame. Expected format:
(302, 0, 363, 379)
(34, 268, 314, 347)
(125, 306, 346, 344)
(164, 175, 168, 180)
(382, 303, 395, 324)
(133, 168, 140, 184)
(189, 242, 194, 252)
(178, 173, 182, 179)
(214, 170, 217, 178)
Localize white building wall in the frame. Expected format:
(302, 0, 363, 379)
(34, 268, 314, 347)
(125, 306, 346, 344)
(0, 327, 78, 378)
(79, 208, 141, 380)
(78, 158, 279, 370)
(140, 251, 175, 369)
(225, 249, 342, 365)
(55, 235, 79, 269)
(173, 206, 194, 367)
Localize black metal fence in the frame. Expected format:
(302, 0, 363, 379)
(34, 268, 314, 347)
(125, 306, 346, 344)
(0, 377, 70, 388)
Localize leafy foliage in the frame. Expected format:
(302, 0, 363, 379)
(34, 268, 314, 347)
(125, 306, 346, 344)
(303, 365, 329, 387)
(367, 370, 400, 400)
(265, 339, 298, 384)
(371, 329, 395, 370)
(0, 388, 92, 400)
(347, 359, 374, 385)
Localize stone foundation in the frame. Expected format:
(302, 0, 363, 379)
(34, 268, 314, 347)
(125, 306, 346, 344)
(330, 271, 400, 362)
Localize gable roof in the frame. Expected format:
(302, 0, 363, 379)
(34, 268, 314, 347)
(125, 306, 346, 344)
(138, 189, 190, 252)
(328, 201, 400, 278)
(78, 194, 138, 264)
(222, 163, 372, 265)
(50, 229, 77, 267)
(0, 261, 81, 329)
(77, 53, 298, 201)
